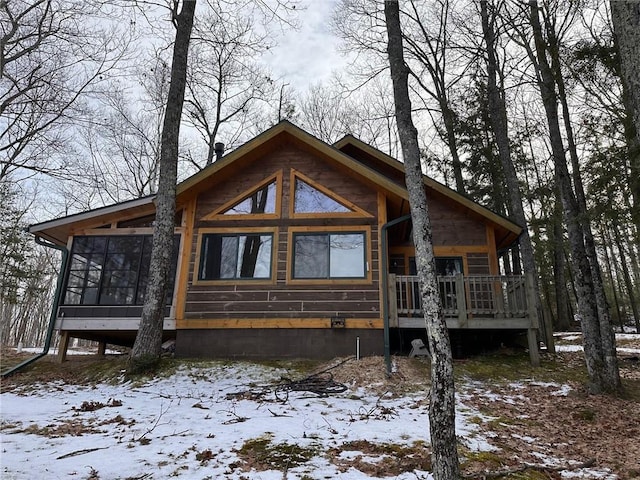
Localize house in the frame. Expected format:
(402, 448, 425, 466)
(29, 121, 540, 364)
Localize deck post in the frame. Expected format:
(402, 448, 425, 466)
(527, 328, 540, 366)
(57, 331, 70, 363)
(455, 274, 467, 327)
(97, 342, 106, 356)
(388, 274, 398, 328)
(494, 277, 505, 316)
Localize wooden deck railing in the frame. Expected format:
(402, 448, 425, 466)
(388, 273, 537, 329)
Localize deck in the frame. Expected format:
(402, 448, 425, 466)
(388, 273, 540, 363)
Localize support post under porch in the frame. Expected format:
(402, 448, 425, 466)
(57, 331, 70, 363)
(527, 328, 540, 367)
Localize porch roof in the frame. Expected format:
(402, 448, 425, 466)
(28, 196, 155, 245)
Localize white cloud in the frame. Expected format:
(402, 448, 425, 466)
(264, 0, 348, 91)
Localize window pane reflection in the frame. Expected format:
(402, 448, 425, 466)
(224, 182, 276, 215)
(294, 179, 350, 213)
(199, 233, 272, 280)
(63, 235, 179, 306)
(293, 232, 365, 279)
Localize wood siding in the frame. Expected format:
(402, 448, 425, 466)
(428, 192, 487, 246)
(467, 253, 491, 275)
(182, 143, 381, 327)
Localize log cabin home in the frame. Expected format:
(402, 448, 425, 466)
(29, 121, 540, 364)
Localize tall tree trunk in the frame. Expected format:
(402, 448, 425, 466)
(545, 15, 617, 378)
(130, 0, 196, 373)
(441, 101, 465, 194)
(552, 198, 570, 331)
(610, 1, 640, 238)
(528, 0, 620, 393)
(612, 224, 640, 332)
(479, 0, 551, 356)
(601, 226, 625, 331)
(384, 2, 460, 478)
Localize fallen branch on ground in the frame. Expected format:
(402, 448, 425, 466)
(56, 446, 109, 459)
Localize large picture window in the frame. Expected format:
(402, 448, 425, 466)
(63, 235, 179, 306)
(293, 232, 366, 279)
(198, 233, 273, 280)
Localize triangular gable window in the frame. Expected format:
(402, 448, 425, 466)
(224, 181, 276, 215)
(294, 178, 350, 213)
(290, 170, 372, 218)
(204, 171, 282, 220)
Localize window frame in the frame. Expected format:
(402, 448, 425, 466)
(61, 234, 180, 306)
(288, 169, 373, 219)
(202, 171, 283, 221)
(194, 227, 278, 285)
(287, 226, 372, 285)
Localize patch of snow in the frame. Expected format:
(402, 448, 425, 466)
(511, 433, 536, 443)
(616, 333, 640, 340)
(528, 453, 617, 478)
(1, 361, 472, 479)
(618, 347, 640, 355)
(13, 346, 123, 356)
(555, 345, 584, 352)
(528, 381, 572, 396)
(551, 384, 572, 396)
(561, 468, 617, 479)
(555, 334, 582, 341)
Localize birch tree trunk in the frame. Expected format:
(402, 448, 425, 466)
(479, 0, 551, 358)
(528, 0, 620, 393)
(129, 0, 196, 373)
(384, 1, 460, 478)
(610, 1, 640, 237)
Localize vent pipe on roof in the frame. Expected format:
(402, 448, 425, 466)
(214, 142, 225, 161)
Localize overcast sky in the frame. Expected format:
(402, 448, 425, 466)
(263, 0, 350, 91)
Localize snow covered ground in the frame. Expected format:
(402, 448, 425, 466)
(1, 332, 638, 479)
(1, 360, 479, 479)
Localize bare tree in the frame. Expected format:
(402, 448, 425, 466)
(528, 0, 620, 393)
(75, 52, 176, 205)
(185, 0, 276, 166)
(385, 1, 460, 478)
(334, 0, 468, 193)
(479, 0, 552, 356)
(129, 0, 196, 373)
(0, 179, 57, 347)
(610, 1, 640, 238)
(542, 0, 614, 352)
(1, 0, 131, 182)
(296, 83, 350, 143)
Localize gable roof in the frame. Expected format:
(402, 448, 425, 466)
(175, 120, 408, 201)
(29, 121, 522, 249)
(334, 134, 523, 250)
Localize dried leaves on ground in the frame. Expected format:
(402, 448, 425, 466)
(2, 341, 639, 479)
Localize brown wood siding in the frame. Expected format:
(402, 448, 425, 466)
(429, 192, 487, 246)
(183, 142, 381, 325)
(467, 253, 491, 275)
(195, 143, 378, 223)
(391, 193, 487, 248)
